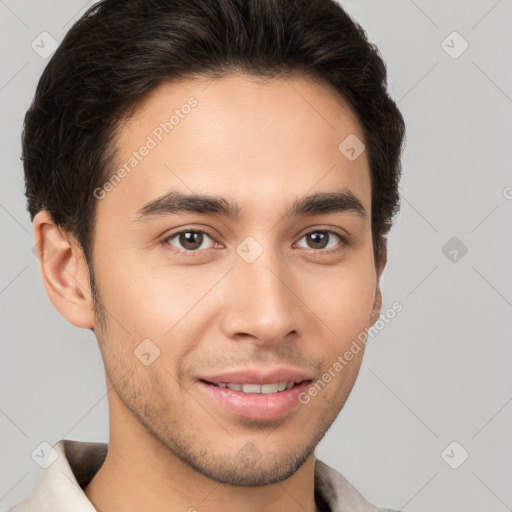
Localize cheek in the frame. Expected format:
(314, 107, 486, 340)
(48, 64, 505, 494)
(302, 256, 377, 344)
(92, 248, 176, 329)
(94, 253, 222, 362)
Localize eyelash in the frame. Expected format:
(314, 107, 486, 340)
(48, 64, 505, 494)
(162, 227, 349, 257)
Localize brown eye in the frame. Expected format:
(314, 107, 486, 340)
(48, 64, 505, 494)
(306, 231, 329, 249)
(295, 230, 345, 252)
(165, 230, 215, 252)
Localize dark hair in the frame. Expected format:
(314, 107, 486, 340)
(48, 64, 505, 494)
(22, 0, 405, 309)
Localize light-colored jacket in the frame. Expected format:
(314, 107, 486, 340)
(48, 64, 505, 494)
(11, 439, 400, 512)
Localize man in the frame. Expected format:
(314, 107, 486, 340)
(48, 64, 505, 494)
(13, 0, 405, 510)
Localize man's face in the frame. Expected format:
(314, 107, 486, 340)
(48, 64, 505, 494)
(90, 73, 383, 485)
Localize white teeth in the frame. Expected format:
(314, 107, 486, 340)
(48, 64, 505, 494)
(242, 383, 262, 393)
(261, 383, 279, 394)
(215, 381, 296, 393)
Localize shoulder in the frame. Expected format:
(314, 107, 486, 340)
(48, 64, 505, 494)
(314, 458, 402, 512)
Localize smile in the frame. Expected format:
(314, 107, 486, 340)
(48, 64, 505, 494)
(207, 381, 298, 393)
(198, 379, 312, 420)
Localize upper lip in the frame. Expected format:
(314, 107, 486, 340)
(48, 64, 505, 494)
(199, 368, 314, 385)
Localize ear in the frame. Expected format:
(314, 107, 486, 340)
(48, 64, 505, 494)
(33, 211, 95, 329)
(369, 248, 387, 326)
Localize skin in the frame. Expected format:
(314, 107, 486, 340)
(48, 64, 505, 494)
(33, 73, 386, 512)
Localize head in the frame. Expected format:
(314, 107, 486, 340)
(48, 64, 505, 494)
(23, 0, 405, 486)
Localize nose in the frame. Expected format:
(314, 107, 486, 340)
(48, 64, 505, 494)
(219, 245, 304, 347)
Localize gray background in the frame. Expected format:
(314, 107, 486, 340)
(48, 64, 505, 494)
(1, 1, 511, 510)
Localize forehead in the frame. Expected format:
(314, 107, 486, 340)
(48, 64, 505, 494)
(96, 73, 371, 227)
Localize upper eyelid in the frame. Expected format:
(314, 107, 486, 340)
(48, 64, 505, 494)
(165, 226, 219, 244)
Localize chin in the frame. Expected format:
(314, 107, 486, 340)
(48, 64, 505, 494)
(167, 436, 318, 487)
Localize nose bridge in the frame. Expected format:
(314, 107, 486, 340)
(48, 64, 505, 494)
(222, 235, 299, 343)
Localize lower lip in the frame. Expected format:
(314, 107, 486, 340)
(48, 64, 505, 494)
(198, 380, 312, 420)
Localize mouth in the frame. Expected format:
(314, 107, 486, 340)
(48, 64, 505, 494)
(197, 378, 313, 420)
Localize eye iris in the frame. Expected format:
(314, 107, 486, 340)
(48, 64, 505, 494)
(180, 231, 203, 250)
(308, 232, 329, 249)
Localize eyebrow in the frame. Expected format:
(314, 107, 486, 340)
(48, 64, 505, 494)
(135, 188, 367, 222)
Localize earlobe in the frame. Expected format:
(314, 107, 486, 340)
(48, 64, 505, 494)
(33, 211, 95, 329)
(369, 249, 387, 325)
(369, 286, 383, 326)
